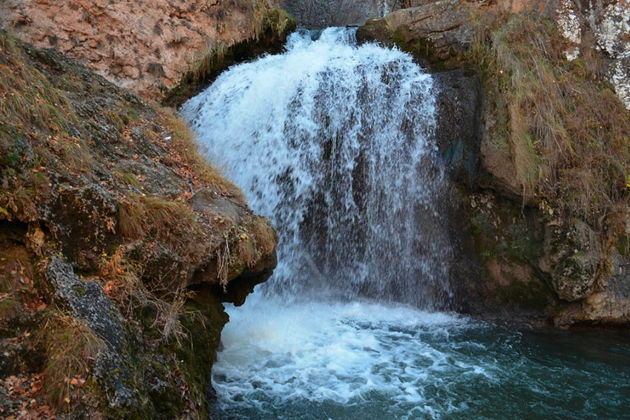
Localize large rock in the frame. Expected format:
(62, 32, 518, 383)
(356, 0, 475, 66)
(555, 0, 630, 110)
(433, 69, 482, 187)
(0, 0, 292, 99)
(358, 0, 630, 109)
(357, 0, 629, 325)
(277, 0, 387, 28)
(45, 258, 136, 409)
(0, 32, 278, 417)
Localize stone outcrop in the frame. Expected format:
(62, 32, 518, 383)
(45, 258, 136, 409)
(357, 0, 474, 65)
(555, 0, 630, 109)
(0, 31, 278, 417)
(275, 0, 389, 28)
(0, 0, 293, 100)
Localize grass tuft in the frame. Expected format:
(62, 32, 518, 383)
(466, 14, 630, 226)
(38, 311, 104, 408)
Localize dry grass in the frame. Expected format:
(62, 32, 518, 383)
(247, 216, 278, 258)
(155, 107, 245, 201)
(252, 7, 295, 41)
(118, 193, 198, 243)
(0, 32, 94, 222)
(99, 246, 191, 344)
(467, 14, 630, 227)
(0, 34, 88, 173)
(38, 311, 104, 408)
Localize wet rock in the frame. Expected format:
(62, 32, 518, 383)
(448, 190, 556, 321)
(556, 249, 630, 326)
(278, 0, 390, 28)
(357, 0, 473, 66)
(433, 69, 482, 187)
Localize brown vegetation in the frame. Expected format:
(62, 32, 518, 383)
(0, 30, 278, 417)
(37, 312, 103, 408)
(467, 13, 629, 228)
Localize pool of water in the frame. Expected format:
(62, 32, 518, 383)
(212, 296, 630, 419)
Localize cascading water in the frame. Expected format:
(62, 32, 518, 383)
(183, 28, 451, 308)
(182, 28, 630, 419)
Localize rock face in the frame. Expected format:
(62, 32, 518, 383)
(555, 0, 630, 109)
(539, 219, 603, 302)
(276, 0, 388, 28)
(45, 258, 136, 409)
(0, 32, 278, 417)
(359, 0, 630, 325)
(0, 0, 293, 99)
(357, 0, 474, 65)
(359, 0, 630, 108)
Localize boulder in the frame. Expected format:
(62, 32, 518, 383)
(357, 0, 474, 66)
(45, 257, 136, 409)
(539, 219, 603, 302)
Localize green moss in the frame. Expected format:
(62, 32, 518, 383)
(113, 170, 141, 188)
(160, 292, 228, 418)
(0, 297, 19, 319)
(391, 29, 443, 68)
(494, 275, 552, 311)
(468, 193, 545, 266)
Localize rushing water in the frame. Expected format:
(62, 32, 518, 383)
(182, 28, 630, 419)
(183, 27, 451, 307)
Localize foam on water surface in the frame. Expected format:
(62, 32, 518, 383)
(212, 299, 630, 419)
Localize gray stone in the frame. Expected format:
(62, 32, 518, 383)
(46, 257, 138, 408)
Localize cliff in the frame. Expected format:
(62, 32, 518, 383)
(358, 0, 630, 326)
(0, 31, 279, 418)
(0, 0, 294, 101)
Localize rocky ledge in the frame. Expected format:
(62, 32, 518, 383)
(0, 31, 278, 418)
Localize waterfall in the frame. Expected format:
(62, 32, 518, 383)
(182, 27, 452, 309)
(180, 28, 630, 420)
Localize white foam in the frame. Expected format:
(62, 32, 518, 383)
(211, 297, 492, 417)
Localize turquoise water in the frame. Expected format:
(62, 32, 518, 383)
(212, 298, 630, 420)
